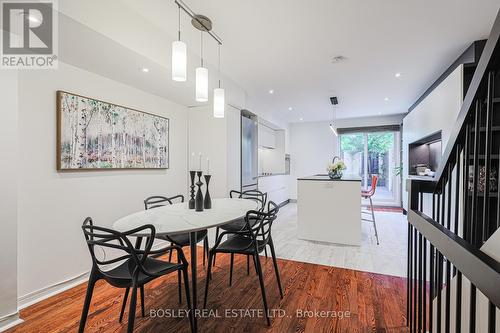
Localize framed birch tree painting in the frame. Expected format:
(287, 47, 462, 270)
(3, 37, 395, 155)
(57, 91, 169, 170)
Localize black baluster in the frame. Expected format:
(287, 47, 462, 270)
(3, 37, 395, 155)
(488, 301, 496, 333)
(429, 243, 434, 333)
(482, 71, 493, 244)
(418, 232, 423, 332)
(437, 250, 442, 333)
(455, 146, 462, 333)
(423, 236, 427, 333)
(445, 166, 452, 333)
(429, 193, 435, 333)
(470, 284, 476, 333)
(413, 227, 418, 333)
(464, 122, 470, 242)
(407, 222, 412, 327)
(471, 100, 480, 247)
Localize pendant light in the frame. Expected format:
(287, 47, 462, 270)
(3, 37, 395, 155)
(195, 32, 209, 102)
(329, 124, 338, 136)
(213, 44, 225, 118)
(329, 104, 338, 136)
(171, 5, 187, 82)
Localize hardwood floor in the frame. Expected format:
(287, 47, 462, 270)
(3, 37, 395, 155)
(7, 248, 409, 333)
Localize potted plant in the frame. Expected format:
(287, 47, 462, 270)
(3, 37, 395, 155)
(327, 156, 346, 179)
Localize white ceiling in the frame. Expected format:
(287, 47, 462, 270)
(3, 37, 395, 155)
(59, 0, 500, 123)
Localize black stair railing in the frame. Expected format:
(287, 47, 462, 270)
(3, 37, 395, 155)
(407, 9, 500, 333)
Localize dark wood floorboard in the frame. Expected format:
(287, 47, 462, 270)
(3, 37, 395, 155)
(7, 247, 409, 333)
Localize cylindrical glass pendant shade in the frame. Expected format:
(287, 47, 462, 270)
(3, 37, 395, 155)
(195, 67, 209, 102)
(213, 88, 225, 118)
(171, 40, 187, 82)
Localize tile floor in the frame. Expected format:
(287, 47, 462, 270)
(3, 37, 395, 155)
(271, 203, 408, 277)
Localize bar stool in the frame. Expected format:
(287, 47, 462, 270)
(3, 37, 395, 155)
(362, 175, 379, 245)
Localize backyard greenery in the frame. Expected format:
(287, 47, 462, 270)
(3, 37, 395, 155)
(340, 132, 394, 182)
(340, 132, 394, 153)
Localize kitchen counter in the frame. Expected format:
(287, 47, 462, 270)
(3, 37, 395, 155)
(298, 174, 361, 181)
(408, 175, 436, 181)
(258, 173, 288, 178)
(297, 174, 361, 246)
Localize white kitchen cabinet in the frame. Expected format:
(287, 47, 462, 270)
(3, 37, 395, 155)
(258, 124, 276, 149)
(258, 175, 289, 205)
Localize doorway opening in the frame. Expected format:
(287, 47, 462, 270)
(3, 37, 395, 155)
(339, 129, 401, 207)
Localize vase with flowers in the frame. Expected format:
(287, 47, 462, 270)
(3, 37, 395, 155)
(327, 156, 346, 179)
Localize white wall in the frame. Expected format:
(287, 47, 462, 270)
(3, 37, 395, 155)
(402, 65, 463, 210)
(188, 106, 228, 198)
(16, 62, 189, 299)
(188, 104, 242, 199)
(289, 121, 338, 199)
(288, 114, 405, 200)
(334, 113, 405, 129)
(0, 72, 19, 325)
(226, 105, 242, 194)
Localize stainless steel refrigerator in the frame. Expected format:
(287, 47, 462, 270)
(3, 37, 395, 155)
(241, 112, 258, 191)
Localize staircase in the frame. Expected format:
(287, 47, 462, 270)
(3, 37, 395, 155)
(407, 9, 500, 333)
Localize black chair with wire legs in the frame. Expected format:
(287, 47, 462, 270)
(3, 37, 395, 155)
(144, 195, 209, 302)
(213, 190, 268, 279)
(204, 201, 283, 326)
(79, 218, 193, 333)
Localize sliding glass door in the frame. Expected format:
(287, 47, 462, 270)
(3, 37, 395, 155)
(339, 130, 400, 206)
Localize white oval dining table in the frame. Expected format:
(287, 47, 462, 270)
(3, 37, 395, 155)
(112, 198, 258, 332)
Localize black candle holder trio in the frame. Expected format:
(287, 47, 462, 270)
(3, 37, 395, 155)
(189, 171, 211, 211)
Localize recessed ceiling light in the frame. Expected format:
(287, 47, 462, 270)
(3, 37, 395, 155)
(378, 112, 383, 115)
(288, 107, 293, 111)
(384, 97, 389, 101)
(268, 89, 274, 94)
(299, 117, 303, 121)
(141, 67, 150, 73)
(395, 73, 401, 78)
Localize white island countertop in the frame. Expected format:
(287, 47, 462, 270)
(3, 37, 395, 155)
(298, 174, 361, 181)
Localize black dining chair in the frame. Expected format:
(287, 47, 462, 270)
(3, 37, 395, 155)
(79, 218, 193, 333)
(204, 201, 283, 326)
(144, 195, 209, 302)
(213, 190, 268, 276)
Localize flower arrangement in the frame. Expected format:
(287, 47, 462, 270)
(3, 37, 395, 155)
(327, 157, 346, 179)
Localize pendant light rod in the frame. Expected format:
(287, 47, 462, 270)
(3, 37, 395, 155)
(177, 5, 181, 40)
(174, 0, 223, 45)
(330, 104, 338, 136)
(200, 31, 204, 67)
(217, 43, 221, 88)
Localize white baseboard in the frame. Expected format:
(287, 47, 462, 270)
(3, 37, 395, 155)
(18, 271, 90, 310)
(17, 239, 172, 310)
(0, 313, 23, 332)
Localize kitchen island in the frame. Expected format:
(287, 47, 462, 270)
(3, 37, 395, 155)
(297, 174, 361, 246)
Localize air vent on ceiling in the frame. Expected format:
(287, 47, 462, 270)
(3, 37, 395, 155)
(331, 55, 347, 64)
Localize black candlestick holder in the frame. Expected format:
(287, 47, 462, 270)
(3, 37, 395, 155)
(195, 171, 204, 212)
(204, 174, 212, 209)
(189, 171, 196, 209)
